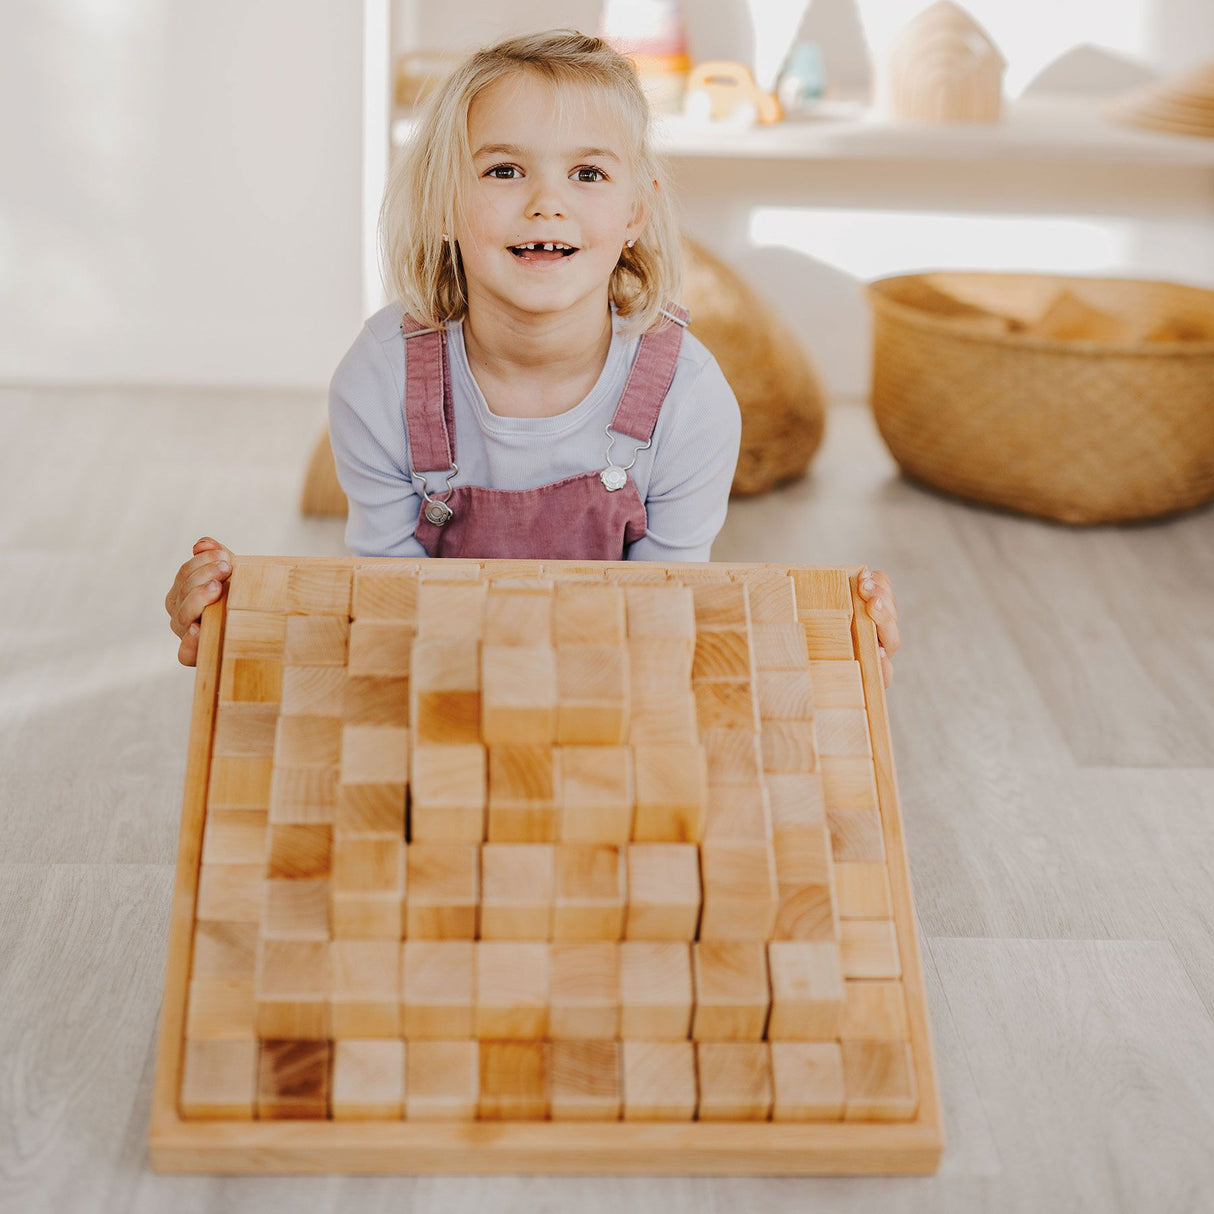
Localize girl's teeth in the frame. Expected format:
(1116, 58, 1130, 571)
(543, 243, 554, 251)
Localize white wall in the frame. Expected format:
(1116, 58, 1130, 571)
(0, 0, 364, 388)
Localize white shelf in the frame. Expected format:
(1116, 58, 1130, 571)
(391, 95, 1214, 170)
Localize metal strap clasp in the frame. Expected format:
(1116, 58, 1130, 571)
(599, 426, 651, 492)
(410, 464, 459, 526)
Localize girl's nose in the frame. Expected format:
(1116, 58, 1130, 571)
(525, 177, 565, 219)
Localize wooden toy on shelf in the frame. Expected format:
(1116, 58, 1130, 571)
(150, 556, 942, 1174)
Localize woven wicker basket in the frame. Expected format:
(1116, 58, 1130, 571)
(866, 271, 1214, 524)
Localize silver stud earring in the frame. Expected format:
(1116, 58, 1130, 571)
(442, 233, 450, 242)
(626, 239, 635, 249)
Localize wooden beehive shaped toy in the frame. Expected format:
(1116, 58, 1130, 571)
(149, 556, 943, 1174)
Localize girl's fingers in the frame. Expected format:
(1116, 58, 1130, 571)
(879, 646, 893, 689)
(178, 630, 200, 667)
(175, 578, 227, 634)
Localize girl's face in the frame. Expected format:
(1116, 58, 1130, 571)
(457, 72, 648, 324)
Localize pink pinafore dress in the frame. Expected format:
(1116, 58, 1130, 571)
(399, 304, 690, 561)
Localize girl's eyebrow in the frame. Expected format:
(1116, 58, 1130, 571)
(472, 143, 621, 163)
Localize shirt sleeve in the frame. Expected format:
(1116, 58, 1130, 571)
(328, 326, 429, 559)
(628, 352, 742, 563)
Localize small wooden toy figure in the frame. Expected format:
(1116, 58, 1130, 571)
(884, 0, 1005, 123)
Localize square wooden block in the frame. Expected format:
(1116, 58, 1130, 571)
(475, 941, 550, 1039)
(180, 1039, 256, 1119)
(692, 629, 752, 682)
(618, 942, 694, 1039)
(191, 919, 258, 979)
(750, 623, 809, 672)
(279, 666, 344, 717)
(691, 941, 769, 1041)
(789, 568, 852, 619)
(757, 670, 815, 722)
(483, 588, 553, 647)
(202, 808, 267, 867)
(809, 660, 865, 708)
(331, 940, 401, 1037)
(207, 754, 274, 810)
(405, 844, 479, 939)
(196, 864, 263, 923)
(628, 692, 698, 746)
(549, 942, 619, 1039)
(217, 653, 283, 704)
(410, 745, 486, 843)
(256, 1039, 330, 1119)
(549, 1040, 621, 1121)
(287, 564, 351, 616)
(632, 745, 708, 843)
(348, 620, 413, 678)
(696, 1042, 773, 1120)
(185, 976, 255, 1041)
(627, 638, 693, 700)
(400, 940, 475, 1039)
(283, 615, 349, 667)
(331, 836, 405, 939)
(840, 920, 901, 980)
(743, 573, 797, 624)
(406, 1039, 478, 1120)
(556, 645, 629, 745)
(479, 1041, 549, 1120)
(261, 878, 329, 941)
(624, 843, 701, 940)
(761, 722, 818, 775)
(841, 980, 910, 1041)
(266, 824, 332, 880)
(268, 767, 338, 826)
(486, 745, 558, 842)
(352, 568, 419, 621)
(699, 729, 762, 787)
(213, 703, 279, 759)
(410, 638, 481, 745)
(482, 646, 557, 744)
(690, 582, 749, 632)
(698, 841, 778, 940)
(828, 807, 886, 863)
(254, 939, 331, 1040)
(834, 862, 894, 920)
(802, 614, 855, 661)
(222, 608, 285, 660)
(815, 708, 873, 757)
(340, 724, 409, 785)
(841, 1041, 918, 1121)
(704, 785, 772, 845)
(624, 585, 696, 645)
(558, 746, 633, 843)
(820, 755, 880, 814)
(335, 782, 406, 840)
(553, 844, 624, 940)
(479, 843, 555, 939)
(770, 1041, 845, 1121)
(767, 940, 845, 1039)
(274, 715, 342, 768)
(553, 583, 626, 646)
(621, 1040, 697, 1121)
(331, 1039, 405, 1119)
(416, 581, 487, 640)
(343, 675, 409, 726)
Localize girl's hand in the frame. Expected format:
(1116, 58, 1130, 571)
(166, 537, 233, 667)
(858, 566, 900, 689)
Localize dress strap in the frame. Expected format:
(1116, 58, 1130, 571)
(401, 313, 457, 473)
(607, 301, 690, 444)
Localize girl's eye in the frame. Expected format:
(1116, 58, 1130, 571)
(575, 166, 607, 183)
(486, 164, 519, 179)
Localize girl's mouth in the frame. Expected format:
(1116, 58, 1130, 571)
(509, 242, 579, 263)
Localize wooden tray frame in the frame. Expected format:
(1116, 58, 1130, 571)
(148, 558, 944, 1174)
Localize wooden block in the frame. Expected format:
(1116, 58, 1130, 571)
(416, 580, 487, 639)
(761, 721, 818, 774)
(410, 638, 481, 745)
(841, 1040, 918, 1121)
(669, 567, 732, 584)
(405, 1039, 478, 1119)
(696, 1042, 773, 1120)
(627, 638, 692, 699)
(486, 745, 558, 842)
(331, 1039, 405, 1118)
(828, 807, 886, 862)
(335, 782, 406, 839)
(690, 582, 749, 631)
(815, 708, 873, 757)
(841, 980, 910, 1040)
(185, 976, 255, 1040)
(750, 623, 809, 671)
(628, 693, 698, 745)
(834, 861, 894, 920)
(481, 645, 556, 744)
(788, 568, 852, 619)
(691, 941, 770, 1041)
(621, 1040, 697, 1120)
(618, 941, 694, 1039)
(803, 614, 855, 660)
(261, 878, 329, 940)
(820, 755, 880, 813)
(180, 1039, 256, 1118)
(632, 745, 708, 843)
(692, 629, 752, 681)
(483, 588, 553, 646)
(809, 659, 866, 708)
(704, 784, 772, 844)
(207, 755, 273, 809)
(625, 843, 701, 940)
(273, 715, 342, 768)
(400, 940, 475, 1038)
(227, 561, 289, 612)
(558, 746, 633, 843)
(196, 864, 263, 922)
(549, 942, 619, 1039)
(404, 844, 479, 939)
(219, 656, 283, 704)
(344, 675, 410, 725)
(283, 615, 349, 666)
(741, 572, 797, 623)
(331, 940, 401, 1037)
(340, 724, 409, 785)
(419, 561, 482, 582)
(693, 681, 759, 730)
(409, 745, 486, 843)
(212, 703, 279, 758)
(553, 583, 626, 645)
(608, 566, 668, 583)
(287, 564, 352, 615)
(348, 620, 414, 678)
(556, 645, 629, 745)
(840, 920, 901, 979)
(699, 729, 763, 786)
(552, 844, 624, 940)
(222, 609, 285, 660)
(331, 836, 405, 938)
(767, 940, 845, 1039)
(266, 823, 332, 879)
(254, 939, 330, 1039)
(256, 1039, 330, 1119)
(624, 585, 696, 646)
(479, 843, 555, 939)
(191, 919, 258, 978)
(279, 665, 344, 716)
(773, 846, 837, 943)
(757, 670, 814, 721)
(698, 841, 779, 940)
(202, 808, 267, 866)
(352, 567, 419, 621)
(766, 772, 827, 840)
(479, 1040, 549, 1120)
(267, 767, 338, 825)
(770, 1041, 845, 1121)
(549, 1040, 621, 1120)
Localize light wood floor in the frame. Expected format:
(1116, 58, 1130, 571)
(1, 383, 1212, 1213)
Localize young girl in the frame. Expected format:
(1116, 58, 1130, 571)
(165, 29, 900, 680)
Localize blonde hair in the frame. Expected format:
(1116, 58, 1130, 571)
(379, 29, 683, 338)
